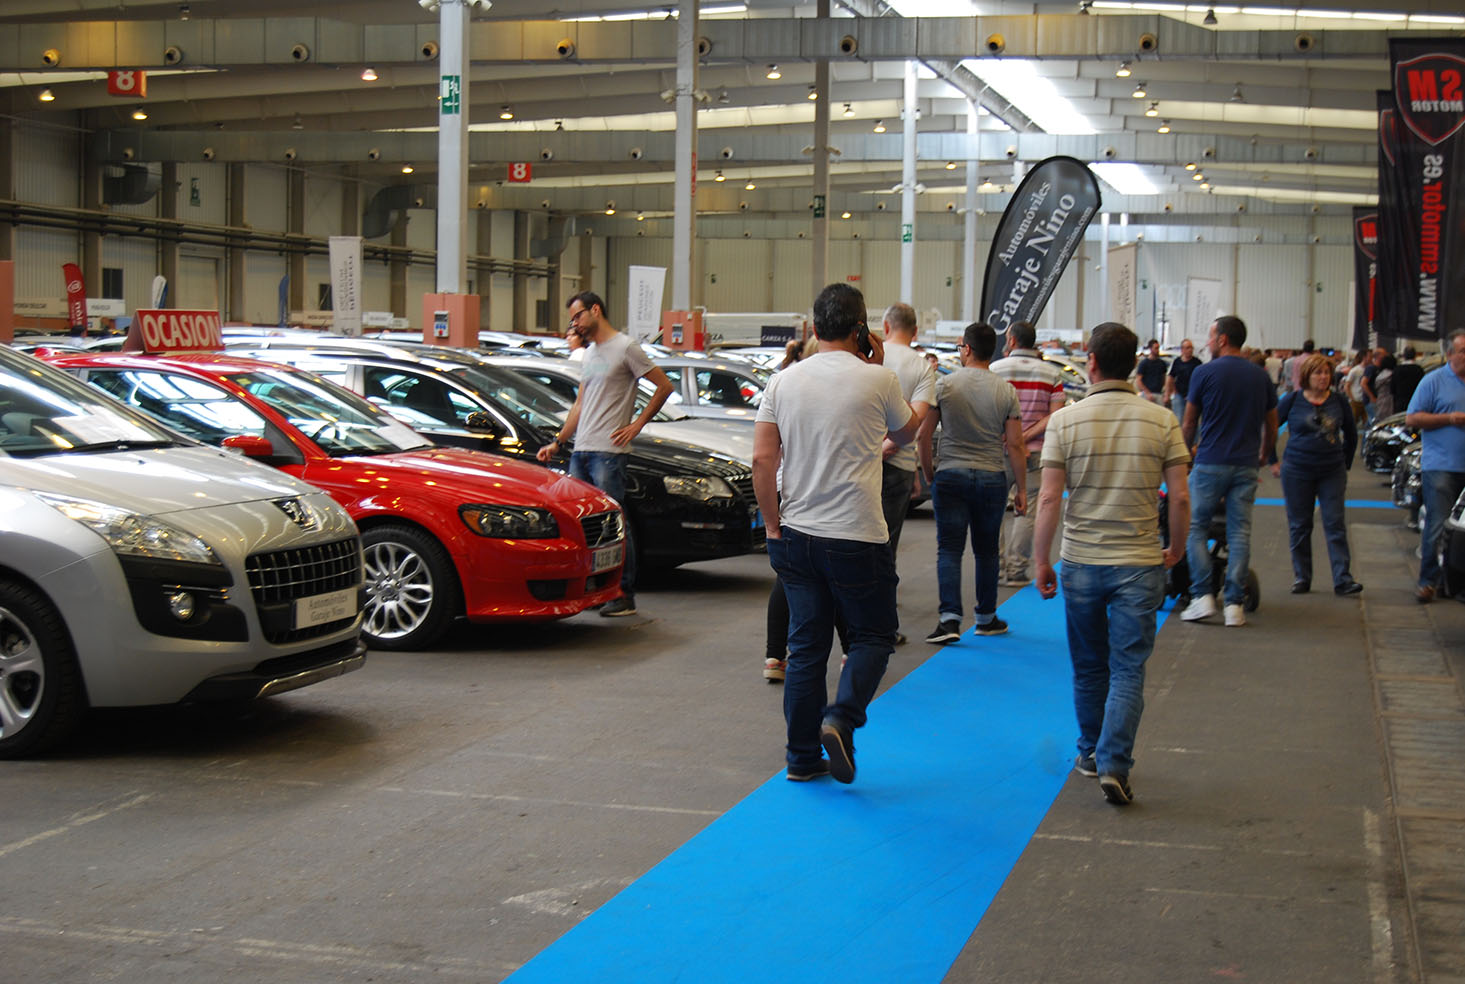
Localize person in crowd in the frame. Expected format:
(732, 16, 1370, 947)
(753, 283, 918, 784)
(1264, 349, 1284, 390)
(1373, 353, 1397, 420)
(1393, 346, 1424, 412)
(1344, 350, 1368, 432)
(537, 291, 675, 617)
(1163, 338, 1201, 422)
(565, 326, 587, 362)
(1135, 339, 1168, 403)
(1181, 315, 1278, 627)
(1284, 339, 1315, 393)
(991, 320, 1065, 587)
(1033, 321, 1190, 807)
(1272, 353, 1362, 596)
(1404, 329, 1465, 604)
(1361, 346, 1385, 428)
(918, 322, 1026, 644)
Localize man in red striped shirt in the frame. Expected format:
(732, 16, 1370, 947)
(991, 321, 1067, 586)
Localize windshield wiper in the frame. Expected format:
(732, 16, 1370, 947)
(69, 439, 177, 454)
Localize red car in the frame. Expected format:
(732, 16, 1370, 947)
(47, 352, 626, 650)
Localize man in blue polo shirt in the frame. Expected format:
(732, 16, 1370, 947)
(1180, 315, 1278, 627)
(1404, 329, 1465, 603)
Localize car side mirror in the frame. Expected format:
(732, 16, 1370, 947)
(464, 410, 507, 438)
(222, 434, 275, 458)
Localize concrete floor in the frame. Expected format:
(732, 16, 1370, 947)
(1, 469, 1460, 983)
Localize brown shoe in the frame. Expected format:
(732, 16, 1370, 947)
(1417, 585, 1436, 604)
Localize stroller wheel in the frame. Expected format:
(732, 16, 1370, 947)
(1243, 569, 1261, 612)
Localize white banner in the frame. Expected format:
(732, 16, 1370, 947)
(626, 265, 666, 343)
(1185, 276, 1223, 345)
(1107, 243, 1138, 331)
(328, 236, 364, 336)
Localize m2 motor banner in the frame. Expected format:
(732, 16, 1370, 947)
(1383, 39, 1465, 342)
(1351, 207, 1381, 352)
(981, 156, 1101, 336)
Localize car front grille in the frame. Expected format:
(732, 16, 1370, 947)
(245, 537, 363, 644)
(727, 471, 755, 513)
(581, 510, 624, 548)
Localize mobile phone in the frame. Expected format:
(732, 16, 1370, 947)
(855, 323, 873, 358)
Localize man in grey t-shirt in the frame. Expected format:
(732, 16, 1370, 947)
(918, 321, 1025, 643)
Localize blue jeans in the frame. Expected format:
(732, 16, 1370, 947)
(1186, 463, 1258, 606)
(570, 450, 635, 593)
(766, 527, 898, 771)
(1419, 470, 1465, 589)
(933, 468, 1008, 622)
(1281, 462, 1352, 587)
(1061, 562, 1165, 779)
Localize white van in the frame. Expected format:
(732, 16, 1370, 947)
(0, 345, 366, 757)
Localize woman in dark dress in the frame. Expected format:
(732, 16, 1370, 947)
(1273, 353, 1362, 595)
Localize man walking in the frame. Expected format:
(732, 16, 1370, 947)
(1034, 322, 1190, 806)
(1135, 339, 1168, 404)
(1181, 315, 1277, 627)
(1404, 329, 1465, 603)
(919, 321, 1026, 643)
(537, 290, 675, 617)
(1162, 338, 1201, 422)
(753, 283, 918, 784)
(991, 320, 1065, 586)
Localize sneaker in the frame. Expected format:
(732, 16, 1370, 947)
(1074, 753, 1098, 777)
(925, 620, 961, 644)
(973, 616, 1008, 636)
(786, 762, 829, 782)
(1223, 603, 1246, 627)
(1417, 585, 1436, 604)
(893, 631, 908, 646)
(600, 594, 636, 617)
(763, 657, 786, 682)
(1290, 579, 1310, 594)
(819, 719, 856, 784)
(1181, 594, 1217, 622)
(1099, 773, 1134, 805)
(1334, 581, 1364, 596)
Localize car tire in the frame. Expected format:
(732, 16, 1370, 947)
(360, 524, 460, 651)
(0, 580, 85, 759)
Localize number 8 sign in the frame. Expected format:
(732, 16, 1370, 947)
(107, 70, 148, 97)
(507, 162, 532, 183)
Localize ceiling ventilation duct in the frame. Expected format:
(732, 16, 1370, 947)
(362, 183, 438, 239)
(102, 163, 161, 206)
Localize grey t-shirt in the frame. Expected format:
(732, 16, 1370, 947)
(575, 332, 657, 453)
(881, 342, 937, 473)
(934, 366, 1020, 474)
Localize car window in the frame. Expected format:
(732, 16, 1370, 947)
(223, 369, 431, 456)
(453, 366, 565, 431)
(364, 370, 472, 428)
(658, 366, 686, 406)
(696, 369, 762, 408)
(0, 352, 179, 456)
(85, 369, 273, 446)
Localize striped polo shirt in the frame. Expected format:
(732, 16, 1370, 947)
(990, 349, 1066, 454)
(1041, 380, 1191, 567)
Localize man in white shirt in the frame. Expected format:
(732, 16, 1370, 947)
(753, 283, 919, 785)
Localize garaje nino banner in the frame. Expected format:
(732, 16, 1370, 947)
(980, 156, 1101, 336)
(1385, 38, 1465, 341)
(1351, 207, 1381, 352)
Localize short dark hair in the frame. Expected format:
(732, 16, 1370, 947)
(963, 322, 998, 362)
(1302, 339, 1315, 352)
(1089, 321, 1138, 380)
(813, 283, 866, 341)
(1403, 346, 1417, 359)
(1214, 315, 1247, 348)
(567, 290, 606, 317)
(1010, 321, 1037, 349)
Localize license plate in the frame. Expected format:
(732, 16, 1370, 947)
(592, 543, 623, 573)
(294, 587, 358, 628)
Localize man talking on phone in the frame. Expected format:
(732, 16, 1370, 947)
(753, 283, 919, 784)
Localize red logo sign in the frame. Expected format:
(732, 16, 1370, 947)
(106, 70, 147, 98)
(1354, 212, 1379, 260)
(61, 262, 86, 329)
(1394, 53, 1465, 145)
(507, 162, 532, 183)
(134, 309, 223, 353)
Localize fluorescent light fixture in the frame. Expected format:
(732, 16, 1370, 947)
(765, 64, 781, 80)
(361, 67, 378, 82)
(1090, 162, 1159, 196)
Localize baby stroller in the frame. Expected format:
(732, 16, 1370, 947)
(1158, 491, 1260, 611)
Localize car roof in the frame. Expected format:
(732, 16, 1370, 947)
(44, 350, 289, 375)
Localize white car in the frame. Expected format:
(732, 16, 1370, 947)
(0, 346, 366, 758)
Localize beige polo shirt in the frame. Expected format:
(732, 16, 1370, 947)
(1041, 380, 1191, 567)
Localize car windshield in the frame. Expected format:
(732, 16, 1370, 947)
(0, 347, 179, 457)
(222, 369, 433, 456)
(446, 365, 566, 433)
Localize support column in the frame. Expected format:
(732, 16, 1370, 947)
(900, 60, 917, 304)
(287, 168, 305, 313)
(158, 163, 179, 301)
(512, 211, 530, 333)
(390, 212, 408, 316)
(670, 0, 700, 311)
(577, 233, 593, 292)
(0, 119, 15, 261)
(962, 97, 979, 321)
(546, 257, 562, 328)
(811, 0, 830, 294)
(82, 143, 102, 303)
(340, 169, 360, 235)
(436, 0, 470, 294)
(226, 164, 246, 321)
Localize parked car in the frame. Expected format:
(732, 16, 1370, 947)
(1392, 440, 1423, 530)
(46, 352, 626, 650)
(223, 344, 764, 570)
(0, 345, 366, 757)
(1442, 486, 1465, 596)
(651, 355, 772, 420)
(1364, 412, 1419, 474)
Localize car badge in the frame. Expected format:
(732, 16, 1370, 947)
(273, 497, 316, 530)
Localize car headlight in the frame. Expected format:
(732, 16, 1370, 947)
(663, 475, 734, 501)
(36, 492, 221, 566)
(459, 504, 560, 539)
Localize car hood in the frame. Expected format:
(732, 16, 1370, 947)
(624, 434, 750, 477)
(639, 418, 753, 467)
(339, 446, 610, 508)
(0, 445, 327, 517)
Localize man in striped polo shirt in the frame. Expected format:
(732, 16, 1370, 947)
(991, 320, 1067, 587)
(1033, 322, 1191, 806)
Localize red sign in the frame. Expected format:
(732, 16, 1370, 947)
(106, 70, 147, 98)
(507, 162, 532, 183)
(61, 262, 86, 330)
(134, 309, 223, 353)
(1395, 53, 1465, 145)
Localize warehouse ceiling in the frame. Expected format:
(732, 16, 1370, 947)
(2, 0, 1462, 233)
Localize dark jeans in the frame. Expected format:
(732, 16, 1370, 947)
(570, 450, 635, 593)
(1281, 461, 1353, 588)
(881, 462, 915, 557)
(1420, 469, 1465, 589)
(766, 527, 898, 771)
(766, 576, 848, 662)
(933, 468, 1008, 622)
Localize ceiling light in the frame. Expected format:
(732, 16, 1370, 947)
(807, 86, 817, 101)
(1200, 180, 1211, 189)
(945, 161, 957, 170)
(1115, 61, 1132, 78)
(841, 211, 852, 219)
(1156, 120, 1171, 133)
(745, 180, 756, 190)
(179, 2, 189, 19)
(636, 212, 645, 221)
(1203, 7, 1217, 25)
(718, 88, 730, 104)
(361, 66, 378, 82)
(605, 206, 616, 215)
(1145, 101, 1159, 117)
(843, 103, 855, 118)
(873, 120, 886, 133)
(1131, 82, 1147, 99)
(499, 105, 514, 120)
(1230, 84, 1244, 103)
(1192, 171, 1204, 181)
(402, 163, 414, 174)
(765, 64, 781, 80)
(714, 170, 725, 182)
(131, 109, 148, 120)
(1185, 161, 1197, 170)
(38, 88, 54, 102)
